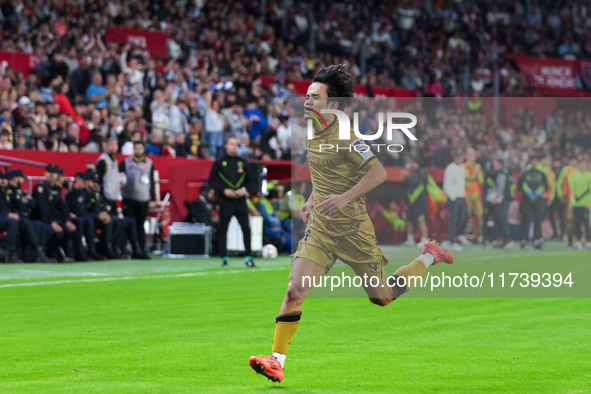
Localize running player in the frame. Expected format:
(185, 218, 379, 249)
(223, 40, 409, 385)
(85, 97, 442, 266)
(248, 65, 454, 383)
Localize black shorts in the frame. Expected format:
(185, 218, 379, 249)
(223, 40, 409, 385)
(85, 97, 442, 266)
(407, 199, 427, 225)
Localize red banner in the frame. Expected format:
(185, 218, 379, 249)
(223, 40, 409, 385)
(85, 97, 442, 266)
(507, 55, 591, 97)
(0, 50, 35, 76)
(105, 26, 169, 59)
(258, 76, 417, 99)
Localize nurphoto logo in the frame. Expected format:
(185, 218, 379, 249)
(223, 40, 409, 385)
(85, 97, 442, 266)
(305, 108, 418, 153)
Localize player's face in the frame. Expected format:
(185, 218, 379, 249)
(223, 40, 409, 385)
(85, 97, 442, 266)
(304, 83, 337, 128)
(0, 178, 6, 187)
(542, 156, 551, 167)
(466, 151, 476, 163)
(74, 178, 85, 188)
(578, 160, 586, 172)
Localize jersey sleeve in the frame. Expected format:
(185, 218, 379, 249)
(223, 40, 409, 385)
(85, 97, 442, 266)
(341, 138, 378, 171)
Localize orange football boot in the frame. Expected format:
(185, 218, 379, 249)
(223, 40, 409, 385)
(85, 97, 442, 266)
(249, 355, 284, 383)
(421, 240, 454, 265)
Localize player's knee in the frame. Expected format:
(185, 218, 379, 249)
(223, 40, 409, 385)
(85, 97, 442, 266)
(369, 297, 393, 307)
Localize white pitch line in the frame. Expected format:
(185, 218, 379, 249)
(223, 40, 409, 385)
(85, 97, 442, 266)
(467, 251, 572, 261)
(0, 266, 290, 289)
(16, 269, 110, 277)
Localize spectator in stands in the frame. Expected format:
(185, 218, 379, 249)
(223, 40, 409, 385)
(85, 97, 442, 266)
(86, 73, 109, 109)
(442, 149, 467, 252)
(121, 130, 143, 156)
(244, 97, 267, 141)
(120, 45, 144, 86)
(204, 91, 226, 158)
(69, 57, 92, 101)
(0, 130, 13, 150)
(145, 133, 162, 156)
(174, 133, 189, 157)
(223, 100, 248, 138)
(168, 96, 190, 135)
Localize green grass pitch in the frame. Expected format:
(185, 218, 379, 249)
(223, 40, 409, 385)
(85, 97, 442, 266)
(1, 243, 590, 394)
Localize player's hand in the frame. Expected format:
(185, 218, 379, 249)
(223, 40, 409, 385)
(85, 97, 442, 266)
(149, 201, 157, 209)
(65, 221, 76, 232)
(316, 194, 351, 216)
(547, 199, 552, 207)
(99, 212, 111, 224)
(8, 213, 19, 220)
(300, 200, 312, 223)
(51, 221, 63, 232)
(70, 213, 76, 218)
(235, 188, 246, 197)
(224, 188, 236, 198)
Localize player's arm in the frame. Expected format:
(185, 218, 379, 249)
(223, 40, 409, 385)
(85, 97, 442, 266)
(317, 160, 386, 215)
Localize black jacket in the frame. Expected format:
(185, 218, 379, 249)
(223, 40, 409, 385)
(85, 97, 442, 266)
(31, 182, 70, 223)
(207, 154, 253, 197)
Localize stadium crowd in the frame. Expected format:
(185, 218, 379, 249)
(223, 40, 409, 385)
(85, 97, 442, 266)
(0, 0, 590, 162)
(0, 0, 590, 261)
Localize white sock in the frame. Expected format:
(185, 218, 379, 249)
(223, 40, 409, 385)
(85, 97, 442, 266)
(420, 236, 427, 243)
(272, 352, 286, 369)
(417, 253, 435, 268)
(407, 234, 413, 243)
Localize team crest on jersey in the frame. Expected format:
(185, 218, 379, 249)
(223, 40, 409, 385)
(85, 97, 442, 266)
(352, 139, 373, 161)
(78, 196, 83, 202)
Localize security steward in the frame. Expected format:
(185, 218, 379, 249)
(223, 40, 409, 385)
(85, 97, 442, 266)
(518, 153, 548, 249)
(65, 172, 108, 260)
(5, 169, 55, 263)
(119, 141, 156, 255)
(87, 170, 150, 260)
(31, 163, 86, 262)
(207, 136, 256, 268)
(0, 171, 22, 262)
(96, 137, 120, 214)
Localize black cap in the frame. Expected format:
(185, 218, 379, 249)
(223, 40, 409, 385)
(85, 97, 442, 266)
(46, 163, 59, 173)
(7, 169, 25, 179)
(57, 167, 64, 176)
(0, 171, 6, 179)
(85, 171, 99, 182)
(74, 171, 86, 179)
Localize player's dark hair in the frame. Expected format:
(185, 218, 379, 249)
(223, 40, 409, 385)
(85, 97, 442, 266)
(312, 64, 354, 110)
